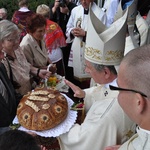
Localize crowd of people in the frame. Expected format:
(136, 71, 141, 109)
(0, 0, 150, 149)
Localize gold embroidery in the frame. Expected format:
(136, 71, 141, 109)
(125, 130, 134, 138)
(50, 24, 57, 30)
(85, 47, 123, 61)
(85, 47, 101, 60)
(106, 50, 123, 61)
(81, 41, 83, 47)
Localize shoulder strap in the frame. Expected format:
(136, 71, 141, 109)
(5, 57, 21, 89)
(5, 57, 13, 83)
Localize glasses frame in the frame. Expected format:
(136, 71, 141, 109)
(4, 34, 20, 43)
(109, 85, 147, 98)
(5, 37, 19, 43)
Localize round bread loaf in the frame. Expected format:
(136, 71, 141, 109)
(17, 89, 68, 131)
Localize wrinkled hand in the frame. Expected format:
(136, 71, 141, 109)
(71, 27, 86, 37)
(39, 69, 51, 79)
(104, 145, 121, 150)
(64, 79, 85, 98)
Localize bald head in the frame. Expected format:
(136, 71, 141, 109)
(119, 45, 150, 98)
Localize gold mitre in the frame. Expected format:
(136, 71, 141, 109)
(84, 6, 128, 66)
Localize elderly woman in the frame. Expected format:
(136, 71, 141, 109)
(0, 40, 19, 135)
(0, 20, 51, 96)
(36, 4, 66, 76)
(20, 14, 57, 73)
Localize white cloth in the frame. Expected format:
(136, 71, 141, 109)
(48, 47, 62, 63)
(66, 3, 106, 43)
(124, 13, 149, 56)
(102, 0, 120, 27)
(136, 13, 149, 46)
(119, 127, 150, 150)
(58, 82, 136, 150)
(66, 3, 106, 78)
(18, 7, 30, 12)
(139, 127, 150, 135)
(124, 35, 135, 56)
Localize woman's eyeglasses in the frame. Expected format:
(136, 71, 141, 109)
(109, 85, 147, 97)
(5, 35, 20, 43)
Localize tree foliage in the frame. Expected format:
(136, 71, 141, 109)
(0, 0, 53, 20)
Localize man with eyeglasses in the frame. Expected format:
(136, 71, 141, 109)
(105, 45, 150, 150)
(57, 7, 136, 150)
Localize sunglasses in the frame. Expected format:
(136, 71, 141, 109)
(109, 85, 147, 98)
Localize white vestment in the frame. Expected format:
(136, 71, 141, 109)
(102, 0, 120, 27)
(58, 84, 136, 150)
(119, 127, 150, 150)
(66, 3, 106, 79)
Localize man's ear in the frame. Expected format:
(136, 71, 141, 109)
(103, 67, 111, 79)
(135, 93, 146, 114)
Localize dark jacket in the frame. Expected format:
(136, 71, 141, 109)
(0, 63, 19, 127)
(49, 2, 76, 35)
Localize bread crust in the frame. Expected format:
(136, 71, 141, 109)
(17, 89, 68, 131)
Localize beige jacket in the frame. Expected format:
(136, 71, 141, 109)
(2, 48, 31, 95)
(20, 34, 49, 68)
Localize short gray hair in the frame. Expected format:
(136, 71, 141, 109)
(36, 4, 50, 18)
(0, 20, 19, 41)
(91, 62, 117, 75)
(0, 8, 7, 19)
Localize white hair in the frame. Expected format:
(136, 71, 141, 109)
(0, 8, 7, 19)
(0, 20, 19, 41)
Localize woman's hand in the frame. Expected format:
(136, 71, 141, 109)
(39, 69, 51, 79)
(64, 79, 85, 98)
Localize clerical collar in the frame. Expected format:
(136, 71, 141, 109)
(104, 78, 118, 88)
(139, 126, 150, 135)
(19, 7, 30, 12)
(84, 9, 89, 15)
